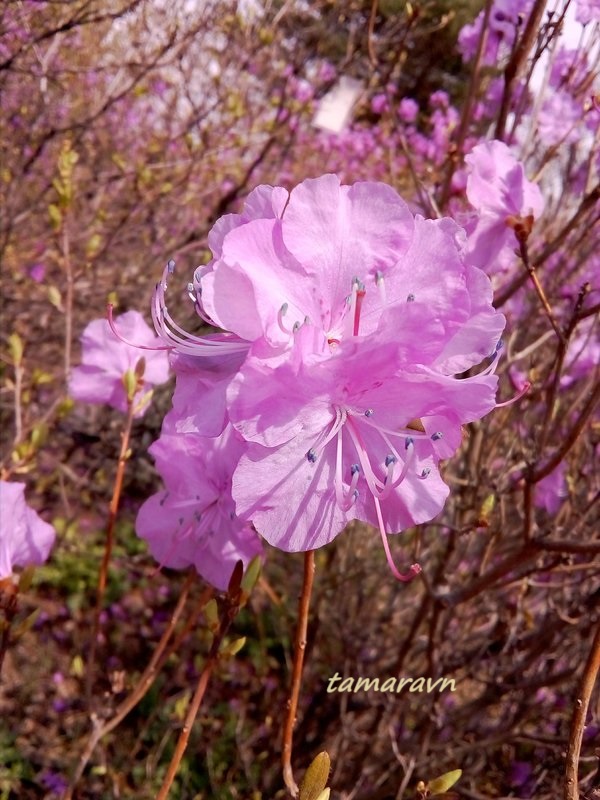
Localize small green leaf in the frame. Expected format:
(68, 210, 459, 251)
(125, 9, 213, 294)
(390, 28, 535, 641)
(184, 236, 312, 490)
(48, 203, 62, 230)
(70, 655, 84, 678)
(299, 752, 331, 800)
(204, 599, 219, 633)
(30, 422, 48, 449)
(428, 768, 462, 796)
(174, 690, 190, 720)
(47, 285, 63, 310)
(219, 636, 246, 658)
(85, 233, 102, 260)
(240, 555, 261, 596)
(122, 368, 138, 402)
(8, 333, 24, 366)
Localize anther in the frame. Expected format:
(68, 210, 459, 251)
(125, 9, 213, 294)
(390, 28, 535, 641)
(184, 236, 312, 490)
(365, 409, 374, 417)
(431, 432, 443, 441)
(405, 437, 414, 449)
(351, 464, 360, 475)
(293, 321, 301, 333)
(167, 259, 176, 274)
(407, 293, 415, 302)
(307, 448, 318, 463)
(420, 468, 431, 478)
(385, 454, 397, 467)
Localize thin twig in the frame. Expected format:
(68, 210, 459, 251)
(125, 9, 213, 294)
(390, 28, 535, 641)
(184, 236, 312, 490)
(86, 396, 137, 703)
(155, 588, 240, 800)
(494, 0, 548, 140)
(282, 550, 316, 797)
(564, 621, 600, 800)
(439, 0, 493, 208)
(64, 574, 204, 800)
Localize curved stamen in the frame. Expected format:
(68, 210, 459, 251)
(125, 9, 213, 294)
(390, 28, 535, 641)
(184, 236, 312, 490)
(347, 408, 429, 440)
(373, 496, 421, 582)
(108, 304, 172, 351)
(306, 407, 347, 463)
(495, 380, 531, 408)
(334, 429, 362, 511)
(377, 440, 416, 500)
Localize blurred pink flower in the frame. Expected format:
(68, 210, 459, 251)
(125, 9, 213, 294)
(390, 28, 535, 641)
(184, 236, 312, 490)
(464, 140, 544, 271)
(69, 310, 170, 417)
(0, 481, 56, 579)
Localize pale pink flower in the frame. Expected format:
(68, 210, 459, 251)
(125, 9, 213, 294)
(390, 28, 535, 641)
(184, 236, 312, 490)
(70, 310, 170, 417)
(0, 481, 55, 579)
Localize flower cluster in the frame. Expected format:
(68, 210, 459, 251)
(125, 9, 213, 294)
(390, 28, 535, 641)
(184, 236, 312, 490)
(141, 174, 507, 582)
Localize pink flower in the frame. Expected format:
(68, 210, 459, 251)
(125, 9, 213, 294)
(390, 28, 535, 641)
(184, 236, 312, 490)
(69, 310, 170, 417)
(152, 175, 505, 579)
(136, 427, 263, 590)
(575, 0, 600, 24)
(534, 463, 568, 515)
(0, 481, 56, 579)
(464, 140, 544, 271)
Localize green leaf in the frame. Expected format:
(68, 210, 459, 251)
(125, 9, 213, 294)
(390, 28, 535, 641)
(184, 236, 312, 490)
(70, 655, 84, 678)
(48, 203, 62, 230)
(204, 599, 219, 633)
(122, 368, 138, 402)
(240, 555, 261, 596)
(47, 285, 63, 311)
(299, 752, 331, 800)
(219, 636, 246, 658)
(30, 422, 48, 449)
(428, 769, 462, 796)
(8, 333, 24, 367)
(85, 233, 102, 260)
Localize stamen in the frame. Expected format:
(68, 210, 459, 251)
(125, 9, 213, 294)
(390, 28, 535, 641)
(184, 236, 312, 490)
(108, 304, 171, 351)
(334, 431, 360, 511)
(277, 303, 291, 334)
(495, 381, 531, 408)
(373, 496, 422, 583)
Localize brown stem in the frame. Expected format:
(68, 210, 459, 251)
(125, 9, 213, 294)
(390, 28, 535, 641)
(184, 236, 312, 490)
(154, 596, 238, 800)
(517, 235, 564, 344)
(564, 621, 600, 800)
(439, 0, 493, 209)
(63, 575, 206, 800)
(0, 582, 19, 681)
(282, 550, 316, 797)
(86, 396, 137, 703)
(62, 222, 74, 380)
(494, 0, 548, 141)
(531, 378, 600, 483)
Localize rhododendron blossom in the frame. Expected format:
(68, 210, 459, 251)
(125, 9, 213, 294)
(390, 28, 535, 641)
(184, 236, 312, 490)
(148, 174, 507, 580)
(0, 481, 56, 579)
(464, 140, 544, 272)
(136, 427, 262, 590)
(70, 310, 170, 417)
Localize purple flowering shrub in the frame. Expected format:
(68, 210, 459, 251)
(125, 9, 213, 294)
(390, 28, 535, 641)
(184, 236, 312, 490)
(0, 0, 598, 798)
